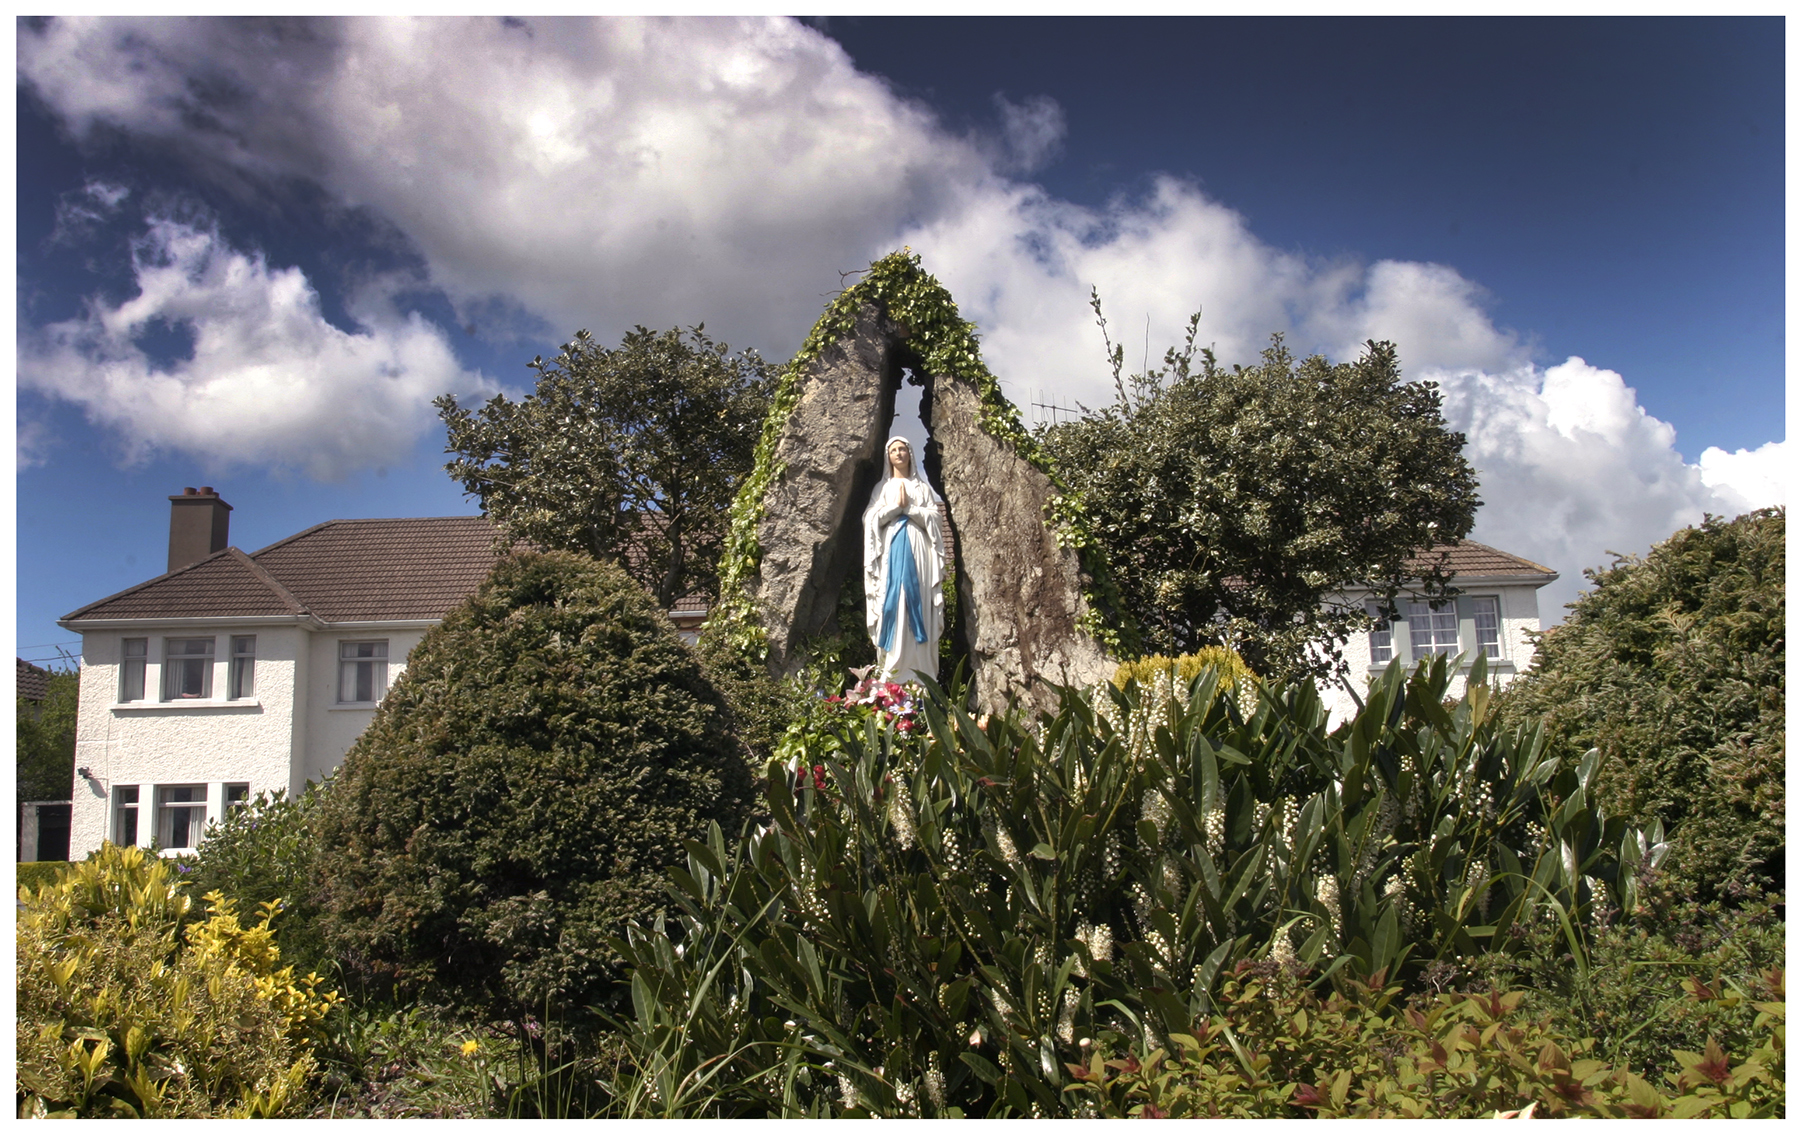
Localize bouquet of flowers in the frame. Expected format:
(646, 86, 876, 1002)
(828, 666, 922, 736)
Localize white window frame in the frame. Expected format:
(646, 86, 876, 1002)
(120, 638, 148, 702)
(225, 782, 251, 813)
(338, 640, 389, 705)
(162, 637, 216, 701)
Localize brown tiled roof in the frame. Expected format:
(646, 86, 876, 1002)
(17, 658, 51, 701)
(1404, 540, 1557, 580)
(64, 517, 507, 624)
(252, 517, 503, 621)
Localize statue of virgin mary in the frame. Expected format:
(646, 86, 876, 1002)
(862, 434, 947, 685)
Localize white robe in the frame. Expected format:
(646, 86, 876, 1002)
(862, 474, 946, 685)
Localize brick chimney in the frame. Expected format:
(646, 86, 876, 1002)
(168, 486, 232, 573)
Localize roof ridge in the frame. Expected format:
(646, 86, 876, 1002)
(247, 515, 489, 557)
(227, 547, 311, 616)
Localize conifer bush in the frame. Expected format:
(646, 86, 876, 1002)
(603, 657, 1653, 1116)
(312, 550, 754, 1022)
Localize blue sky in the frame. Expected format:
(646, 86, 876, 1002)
(13, 16, 1787, 667)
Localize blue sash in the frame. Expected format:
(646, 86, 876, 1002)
(879, 521, 927, 651)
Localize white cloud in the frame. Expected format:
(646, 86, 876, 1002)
(17, 214, 484, 480)
(1698, 440, 1787, 511)
(17, 16, 1783, 615)
(1430, 357, 1768, 616)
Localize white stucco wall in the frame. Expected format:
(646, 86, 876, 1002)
(298, 626, 428, 791)
(69, 622, 306, 858)
(67, 621, 432, 858)
(1321, 581, 1547, 728)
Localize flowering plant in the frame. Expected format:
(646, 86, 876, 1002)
(828, 667, 922, 736)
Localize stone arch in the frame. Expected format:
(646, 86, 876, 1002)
(730, 254, 1114, 715)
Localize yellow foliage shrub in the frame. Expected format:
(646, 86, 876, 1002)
(1111, 648, 1256, 700)
(15, 842, 339, 1118)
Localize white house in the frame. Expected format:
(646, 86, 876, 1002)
(1319, 541, 1559, 727)
(60, 488, 713, 861)
(57, 489, 521, 859)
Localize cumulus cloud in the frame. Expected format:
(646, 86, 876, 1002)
(17, 15, 1783, 615)
(1430, 358, 1773, 615)
(17, 213, 484, 480)
(1698, 440, 1787, 511)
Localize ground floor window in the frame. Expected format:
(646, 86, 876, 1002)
(114, 785, 140, 846)
(157, 785, 207, 851)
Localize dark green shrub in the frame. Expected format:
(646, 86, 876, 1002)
(1464, 892, 1785, 1082)
(312, 551, 754, 1022)
(603, 658, 1650, 1116)
(189, 784, 331, 978)
(1071, 960, 1785, 1118)
(1496, 508, 1785, 903)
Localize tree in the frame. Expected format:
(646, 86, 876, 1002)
(17, 665, 78, 803)
(436, 325, 776, 608)
(1494, 509, 1785, 905)
(311, 550, 755, 1020)
(1037, 297, 1481, 679)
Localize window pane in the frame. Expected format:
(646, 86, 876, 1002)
(158, 786, 207, 850)
(116, 785, 140, 846)
(339, 641, 389, 703)
(229, 636, 256, 699)
(1407, 600, 1460, 657)
(1366, 604, 1393, 664)
(1472, 596, 1501, 658)
(121, 638, 147, 702)
(163, 638, 215, 700)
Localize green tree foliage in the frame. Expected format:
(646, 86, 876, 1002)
(437, 325, 776, 607)
(603, 660, 1647, 1117)
(1037, 297, 1480, 679)
(311, 551, 755, 1021)
(16, 843, 337, 1118)
(1495, 508, 1785, 903)
(17, 666, 78, 803)
(188, 785, 332, 979)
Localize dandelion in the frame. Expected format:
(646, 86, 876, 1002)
(461, 1039, 480, 1056)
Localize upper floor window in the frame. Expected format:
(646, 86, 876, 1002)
(1471, 596, 1502, 658)
(163, 638, 215, 700)
(339, 640, 389, 704)
(229, 635, 256, 699)
(1406, 600, 1460, 658)
(1367, 604, 1394, 665)
(120, 638, 148, 702)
